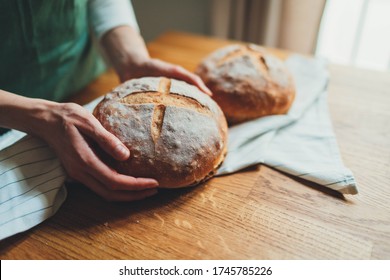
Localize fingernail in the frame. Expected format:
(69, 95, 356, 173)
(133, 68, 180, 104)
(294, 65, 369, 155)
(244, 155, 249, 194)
(147, 180, 159, 188)
(115, 144, 130, 159)
(203, 86, 213, 96)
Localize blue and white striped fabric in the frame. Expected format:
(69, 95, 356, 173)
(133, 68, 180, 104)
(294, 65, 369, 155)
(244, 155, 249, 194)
(0, 132, 67, 240)
(217, 55, 358, 195)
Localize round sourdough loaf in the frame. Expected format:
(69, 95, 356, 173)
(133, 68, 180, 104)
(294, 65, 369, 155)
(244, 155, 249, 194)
(93, 77, 228, 188)
(195, 44, 295, 125)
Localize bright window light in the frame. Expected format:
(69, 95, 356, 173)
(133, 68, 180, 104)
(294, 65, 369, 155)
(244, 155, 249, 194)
(316, 0, 390, 71)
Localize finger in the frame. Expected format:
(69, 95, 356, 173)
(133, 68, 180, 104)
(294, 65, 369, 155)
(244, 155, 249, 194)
(87, 150, 159, 190)
(171, 65, 213, 96)
(76, 111, 130, 161)
(78, 173, 158, 202)
(153, 59, 213, 96)
(68, 125, 159, 190)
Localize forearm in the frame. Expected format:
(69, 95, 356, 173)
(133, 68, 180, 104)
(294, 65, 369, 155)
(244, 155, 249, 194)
(100, 25, 150, 81)
(0, 89, 56, 136)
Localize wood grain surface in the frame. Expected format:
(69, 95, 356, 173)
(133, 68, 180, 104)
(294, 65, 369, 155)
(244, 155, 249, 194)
(1, 32, 389, 260)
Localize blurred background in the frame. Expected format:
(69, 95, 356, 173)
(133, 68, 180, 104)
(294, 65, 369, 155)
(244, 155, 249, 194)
(132, 0, 390, 72)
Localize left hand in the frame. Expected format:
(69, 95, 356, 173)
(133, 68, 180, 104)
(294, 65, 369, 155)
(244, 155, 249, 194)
(101, 26, 212, 95)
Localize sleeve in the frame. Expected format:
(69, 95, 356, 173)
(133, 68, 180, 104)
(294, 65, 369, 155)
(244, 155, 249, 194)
(88, 0, 140, 40)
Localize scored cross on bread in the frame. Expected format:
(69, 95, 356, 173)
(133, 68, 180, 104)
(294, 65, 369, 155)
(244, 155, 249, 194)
(93, 77, 228, 188)
(121, 78, 213, 144)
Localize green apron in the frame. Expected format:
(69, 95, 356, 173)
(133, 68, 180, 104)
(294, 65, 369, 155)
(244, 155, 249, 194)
(0, 0, 106, 101)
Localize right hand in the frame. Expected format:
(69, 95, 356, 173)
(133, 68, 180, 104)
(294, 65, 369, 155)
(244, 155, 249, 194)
(30, 101, 159, 201)
(101, 25, 212, 96)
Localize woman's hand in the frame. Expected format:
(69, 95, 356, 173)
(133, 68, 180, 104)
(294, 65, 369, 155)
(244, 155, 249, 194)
(0, 91, 159, 201)
(44, 102, 160, 201)
(101, 26, 212, 95)
(34, 101, 159, 201)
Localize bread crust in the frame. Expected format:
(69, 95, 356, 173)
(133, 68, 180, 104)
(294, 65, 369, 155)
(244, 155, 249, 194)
(195, 44, 296, 124)
(93, 77, 228, 188)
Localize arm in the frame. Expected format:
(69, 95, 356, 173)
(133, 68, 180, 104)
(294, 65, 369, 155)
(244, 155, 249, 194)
(0, 89, 158, 201)
(100, 25, 212, 95)
(88, 0, 211, 94)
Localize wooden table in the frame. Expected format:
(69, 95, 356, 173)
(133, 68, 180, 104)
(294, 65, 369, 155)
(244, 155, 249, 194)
(1, 32, 390, 260)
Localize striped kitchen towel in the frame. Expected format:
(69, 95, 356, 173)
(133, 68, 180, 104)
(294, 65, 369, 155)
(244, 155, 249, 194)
(0, 132, 67, 240)
(217, 55, 358, 194)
